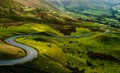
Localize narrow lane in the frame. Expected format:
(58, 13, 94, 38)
(0, 35, 38, 66)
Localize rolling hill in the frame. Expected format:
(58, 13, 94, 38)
(47, 0, 120, 10)
(47, 0, 120, 27)
(47, 0, 115, 14)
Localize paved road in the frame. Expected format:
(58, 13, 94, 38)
(0, 33, 96, 66)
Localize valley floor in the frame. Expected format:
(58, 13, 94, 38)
(0, 23, 120, 73)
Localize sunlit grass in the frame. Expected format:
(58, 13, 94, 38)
(0, 40, 26, 60)
(0, 23, 63, 39)
(0, 21, 120, 73)
(15, 36, 71, 73)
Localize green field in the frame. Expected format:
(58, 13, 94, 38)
(0, 17, 120, 73)
(14, 25, 120, 73)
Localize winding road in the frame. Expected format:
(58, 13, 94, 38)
(0, 35, 38, 66)
(0, 31, 108, 66)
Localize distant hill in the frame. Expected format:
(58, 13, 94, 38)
(47, 0, 115, 14)
(47, 0, 120, 16)
(47, 0, 120, 27)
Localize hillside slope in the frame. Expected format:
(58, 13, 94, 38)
(0, 0, 68, 23)
(15, 0, 59, 11)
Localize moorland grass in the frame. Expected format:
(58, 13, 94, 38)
(0, 40, 26, 60)
(15, 37, 70, 73)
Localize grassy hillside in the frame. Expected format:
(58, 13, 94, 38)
(15, 27, 120, 73)
(0, 40, 26, 60)
(0, 23, 70, 73)
(0, 17, 120, 73)
(15, 0, 57, 10)
(0, 0, 71, 25)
